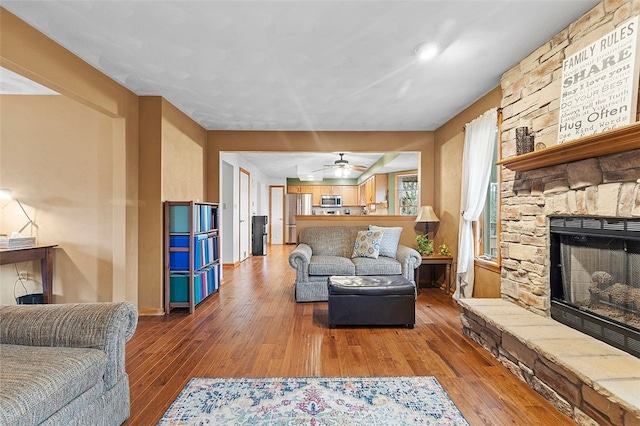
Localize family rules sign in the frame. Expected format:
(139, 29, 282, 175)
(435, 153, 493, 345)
(558, 15, 640, 144)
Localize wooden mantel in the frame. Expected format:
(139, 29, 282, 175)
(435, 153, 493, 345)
(498, 122, 640, 172)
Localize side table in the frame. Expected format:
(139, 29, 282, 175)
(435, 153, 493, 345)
(416, 254, 453, 294)
(0, 244, 57, 303)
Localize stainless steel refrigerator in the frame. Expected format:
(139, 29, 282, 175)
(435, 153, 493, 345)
(285, 193, 312, 244)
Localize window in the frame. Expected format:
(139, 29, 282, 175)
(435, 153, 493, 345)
(475, 125, 500, 266)
(396, 172, 418, 215)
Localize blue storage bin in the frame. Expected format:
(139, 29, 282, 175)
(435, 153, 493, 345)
(169, 251, 189, 271)
(170, 235, 189, 247)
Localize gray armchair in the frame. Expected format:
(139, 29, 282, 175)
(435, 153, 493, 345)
(0, 302, 138, 426)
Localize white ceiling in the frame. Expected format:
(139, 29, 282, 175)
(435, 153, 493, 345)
(1, 0, 599, 179)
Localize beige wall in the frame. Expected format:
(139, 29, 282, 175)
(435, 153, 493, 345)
(1, 8, 139, 305)
(433, 86, 503, 297)
(162, 99, 207, 201)
(138, 97, 163, 310)
(138, 97, 207, 312)
(0, 95, 121, 303)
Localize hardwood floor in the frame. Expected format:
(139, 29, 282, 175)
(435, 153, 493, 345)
(124, 244, 575, 425)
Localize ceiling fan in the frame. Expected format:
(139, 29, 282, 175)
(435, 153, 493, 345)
(318, 153, 367, 178)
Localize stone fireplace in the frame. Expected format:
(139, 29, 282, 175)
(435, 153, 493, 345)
(498, 141, 640, 326)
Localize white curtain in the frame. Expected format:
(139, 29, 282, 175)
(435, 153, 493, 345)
(454, 108, 497, 299)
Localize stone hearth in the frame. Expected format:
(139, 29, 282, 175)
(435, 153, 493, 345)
(460, 299, 640, 425)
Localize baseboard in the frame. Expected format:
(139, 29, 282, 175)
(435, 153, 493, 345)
(223, 262, 240, 268)
(138, 307, 165, 316)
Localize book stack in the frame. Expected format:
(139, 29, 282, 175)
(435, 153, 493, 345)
(0, 236, 36, 249)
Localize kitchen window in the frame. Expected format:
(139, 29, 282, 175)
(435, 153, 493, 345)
(396, 172, 418, 215)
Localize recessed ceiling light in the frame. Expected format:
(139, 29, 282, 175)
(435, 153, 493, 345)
(414, 42, 440, 62)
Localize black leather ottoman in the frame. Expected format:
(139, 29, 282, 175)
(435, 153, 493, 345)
(327, 276, 416, 328)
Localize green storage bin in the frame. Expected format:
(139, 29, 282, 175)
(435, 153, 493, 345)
(170, 274, 189, 303)
(169, 205, 190, 233)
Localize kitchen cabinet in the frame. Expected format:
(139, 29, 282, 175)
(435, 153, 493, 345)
(290, 180, 385, 206)
(358, 181, 367, 205)
(359, 174, 388, 205)
(374, 174, 388, 203)
(365, 178, 375, 204)
(288, 186, 323, 205)
(342, 186, 359, 206)
(288, 185, 313, 194)
(311, 186, 322, 206)
(320, 185, 341, 196)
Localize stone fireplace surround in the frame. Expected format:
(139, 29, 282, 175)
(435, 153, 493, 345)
(459, 127, 640, 425)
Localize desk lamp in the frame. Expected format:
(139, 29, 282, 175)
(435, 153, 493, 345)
(0, 188, 34, 233)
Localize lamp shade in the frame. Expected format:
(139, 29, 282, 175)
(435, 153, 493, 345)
(0, 188, 34, 234)
(415, 205, 439, 223)
(0, 188, 13, 200)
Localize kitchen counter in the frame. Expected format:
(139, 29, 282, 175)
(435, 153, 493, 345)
(295, 215, 419, 247)
(296, 215, 412, 219)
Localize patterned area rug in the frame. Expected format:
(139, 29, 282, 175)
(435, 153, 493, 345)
(158, 376, 469, 425)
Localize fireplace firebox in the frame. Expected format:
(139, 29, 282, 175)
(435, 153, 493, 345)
(549, 216, 640, 358)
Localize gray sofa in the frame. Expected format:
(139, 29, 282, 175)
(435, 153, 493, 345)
(289, 226, 421, 302)
(0, 302, 138, 426)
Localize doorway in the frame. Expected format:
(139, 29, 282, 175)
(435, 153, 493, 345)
(270, 185, 284, 244)
(239, 168, 250, 261)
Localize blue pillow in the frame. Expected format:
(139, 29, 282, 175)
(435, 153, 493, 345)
(369, 225, 402, 258)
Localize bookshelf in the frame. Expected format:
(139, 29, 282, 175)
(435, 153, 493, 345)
(164, 201, 220, 314)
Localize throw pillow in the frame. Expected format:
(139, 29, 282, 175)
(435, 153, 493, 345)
(351, 230, 384, 259)
(369, 225, 402, 258)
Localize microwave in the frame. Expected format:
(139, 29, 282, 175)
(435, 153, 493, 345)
(321, 195, 342, 207)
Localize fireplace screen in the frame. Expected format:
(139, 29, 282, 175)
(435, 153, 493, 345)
(550, 216, 640, 357)
(558, 235, 640, 330)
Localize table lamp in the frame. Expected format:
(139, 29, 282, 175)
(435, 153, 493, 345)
(0, 188, 34, 233)
(415, 206, 439, 256)
(415, 205, 439, 235)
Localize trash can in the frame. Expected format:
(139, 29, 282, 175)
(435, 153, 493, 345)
(16, 293, 44, 304)
(252, 215, 268, 256)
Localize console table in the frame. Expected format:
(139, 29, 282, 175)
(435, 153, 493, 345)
(0, 244, 57, 304)
(416, 254, 453, 294)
